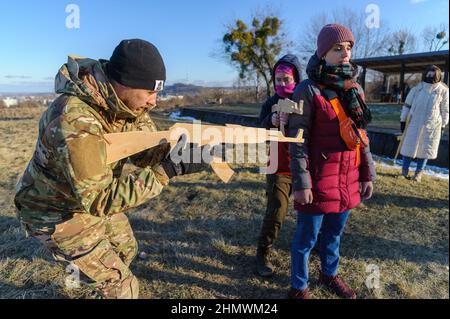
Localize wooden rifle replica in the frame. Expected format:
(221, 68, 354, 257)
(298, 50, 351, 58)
(271, 98, 303, 136)
(102, 123, 304, 183)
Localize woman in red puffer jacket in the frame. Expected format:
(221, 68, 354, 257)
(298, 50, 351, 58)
(286, 24, 376, 299)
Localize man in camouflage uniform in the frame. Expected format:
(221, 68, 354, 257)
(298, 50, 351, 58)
(14, 39, 208, 299)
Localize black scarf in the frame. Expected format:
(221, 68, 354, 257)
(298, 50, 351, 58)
(306, 54, 372, 129)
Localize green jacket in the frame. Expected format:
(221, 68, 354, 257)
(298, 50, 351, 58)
(14, 56, 169, 228)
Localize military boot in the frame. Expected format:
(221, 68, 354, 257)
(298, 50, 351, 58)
(255, 247, 274, 277)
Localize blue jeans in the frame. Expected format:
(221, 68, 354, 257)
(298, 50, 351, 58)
(291, 210, 350, 290)
(402, 156, 428, 172)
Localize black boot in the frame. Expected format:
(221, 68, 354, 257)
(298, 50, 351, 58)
(255, 247, 274, 277)
(401, 167, 410, 179)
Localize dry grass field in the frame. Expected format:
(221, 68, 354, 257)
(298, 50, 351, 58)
(0, 106, 448, 299)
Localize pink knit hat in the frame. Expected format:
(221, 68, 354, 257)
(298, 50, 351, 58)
(275, 63, 295, 77)
(316, 24, 355, 59)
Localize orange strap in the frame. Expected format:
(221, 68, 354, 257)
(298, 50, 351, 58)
(329, 98, 348, 123)
(330, 97, 361, 166)
(355, 144, 360, 167)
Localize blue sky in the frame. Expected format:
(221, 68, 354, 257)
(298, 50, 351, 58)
(0, 0, 448, 93)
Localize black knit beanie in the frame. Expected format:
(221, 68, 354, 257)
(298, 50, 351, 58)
(107, 39, 166, 91)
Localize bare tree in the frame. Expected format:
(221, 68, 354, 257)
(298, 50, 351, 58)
(386, 29, 417, 55)
(214, 5, 294, 98)
(296, 13, 328, 58)
(239, 71, 265, 102)
(221, 12, 292, 98)
(297, 7, 391, 63)
(421, 24, 449, 51)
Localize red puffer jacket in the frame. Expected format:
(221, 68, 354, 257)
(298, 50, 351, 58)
(288, 79, 376, 214)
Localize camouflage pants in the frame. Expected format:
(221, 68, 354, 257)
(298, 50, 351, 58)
(26, 213, 139, 299)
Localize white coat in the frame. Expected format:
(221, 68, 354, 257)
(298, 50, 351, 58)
(400, 81, 449, 159)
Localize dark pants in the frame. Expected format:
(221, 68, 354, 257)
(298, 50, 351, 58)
(402, 156, 428, 173)
(257, 174, 292, 252)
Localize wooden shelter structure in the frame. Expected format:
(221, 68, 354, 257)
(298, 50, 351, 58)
(353, 50, 449, 102)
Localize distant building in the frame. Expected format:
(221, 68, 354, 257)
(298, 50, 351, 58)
(206, 98, 222, 105)
(159, 94, 184, 101)
(353, 50, 449, 102)
(2, 97, 18, 107)
(42, 99, 55, 106)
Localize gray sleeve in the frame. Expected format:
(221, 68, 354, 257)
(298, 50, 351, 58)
(359, 144, 377, 182)
(287, 82, 316, 191)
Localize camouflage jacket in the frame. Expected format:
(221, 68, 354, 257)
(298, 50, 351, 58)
(14, 56, 169, 228)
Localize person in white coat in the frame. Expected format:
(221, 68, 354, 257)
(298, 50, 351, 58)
(400, 65, 449, 181)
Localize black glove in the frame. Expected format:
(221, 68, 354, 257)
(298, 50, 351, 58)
(160, 137, 216, 178)
(161, 157, 208, 178)
(400, 121, 406, 133)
